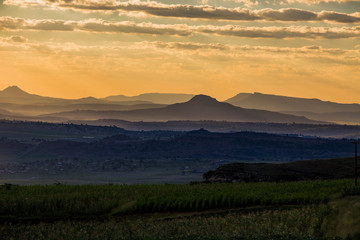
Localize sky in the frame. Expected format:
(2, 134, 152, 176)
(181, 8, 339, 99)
(0, 0, 359, 102)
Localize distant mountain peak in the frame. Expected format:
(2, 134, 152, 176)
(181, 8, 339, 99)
(1, 86, 30, 97)
(187, 128, 211, 134)
(80, 96, 98, 101)
(4, 85, 25, 92)
(188, 94, 218, 104)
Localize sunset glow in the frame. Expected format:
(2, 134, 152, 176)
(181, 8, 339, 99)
(0, 0, 359, 102)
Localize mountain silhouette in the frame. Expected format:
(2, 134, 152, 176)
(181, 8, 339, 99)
(226, 92, 360, 113)
(185, 94, 216, 104)
(0, 86, 48, 104)
(102, 93, 194, 104)
(0, 86, 31, 97)
(0, 86, 191, 105)
(0, 86, 164, 115)
(42, 94, 321, 123)
(226, 92, 360, 124)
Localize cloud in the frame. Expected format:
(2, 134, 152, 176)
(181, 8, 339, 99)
(142, 41, 360, 66)
(226, 0, 359, 4)
(1, 16, 360, 39)
(223, 0, 259, 8)
(282, 0, 360, 4)
(153, 42, 230, 51)
(195, 25, 360, 39)
(151, 41, 359, 56)
(6, 35, 28, 42)
(3, 0, 360, 23)
(0, 17, 192, 36)
(77, 19, 192, 36)
(1, 36, 357, 67)
(0, 35, 357, 57)
(0, 17, 74, 31)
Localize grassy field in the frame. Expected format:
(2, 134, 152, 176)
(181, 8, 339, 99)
(0, 179, 359, 239)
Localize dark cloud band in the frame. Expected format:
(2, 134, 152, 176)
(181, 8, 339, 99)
(4, 0, 360, 23)
(1, 16, 359, 39)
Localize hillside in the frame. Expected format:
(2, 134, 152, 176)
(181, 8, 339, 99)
(9, 129, 353, 163)
(0, 120, 356, 184)
(203, 157, 355, 182)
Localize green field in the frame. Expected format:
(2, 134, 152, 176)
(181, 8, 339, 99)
(1, 180, 359, 239)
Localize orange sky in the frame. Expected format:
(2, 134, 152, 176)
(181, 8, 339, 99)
(0, 0, 359, 103)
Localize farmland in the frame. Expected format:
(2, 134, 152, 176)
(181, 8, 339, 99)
(1, 179, 359, 239)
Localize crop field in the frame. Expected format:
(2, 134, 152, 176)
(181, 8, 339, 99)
(0, 206, 339, 240)
(0, 179, 359, 239)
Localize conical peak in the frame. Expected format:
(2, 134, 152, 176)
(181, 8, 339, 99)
(4, 85, 23, 92)
(188, 94, 218, 104)
(1, 86, 29, 96)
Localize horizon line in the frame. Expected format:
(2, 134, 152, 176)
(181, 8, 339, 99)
(1, 85, 359, 105)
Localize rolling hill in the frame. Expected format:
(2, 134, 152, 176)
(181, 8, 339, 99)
(203, 157, 355, 182)
(9, 129, 353, 163)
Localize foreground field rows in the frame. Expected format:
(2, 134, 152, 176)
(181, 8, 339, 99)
(0, 179, 359, 239)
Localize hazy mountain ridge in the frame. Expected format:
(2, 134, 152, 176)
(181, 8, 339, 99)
(40, 95, 321, 123)
(102, 93, 195, 104)
(0, 86, 64, 105)
(1, 86, 359, 124)
(0, 86, 172, 115)
(282, 111, 360, 124)
(226, 92, 360, 124)
(226, 92, 360, 113)
(0, 86, 192, 106)
(72, 119, 360, 139)
(0, 102, 166, 115)
(0, 108, 21, 116)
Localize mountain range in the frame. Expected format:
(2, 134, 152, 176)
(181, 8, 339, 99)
(0, 86, 166, 115)
(0, 86, 359, 124)
(0, 86, 192, 105)
(226, 92, 360, 123)
(226, 92, 360, 113)
(39, 95, 319, 123)
(103, 93, 194, 104)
